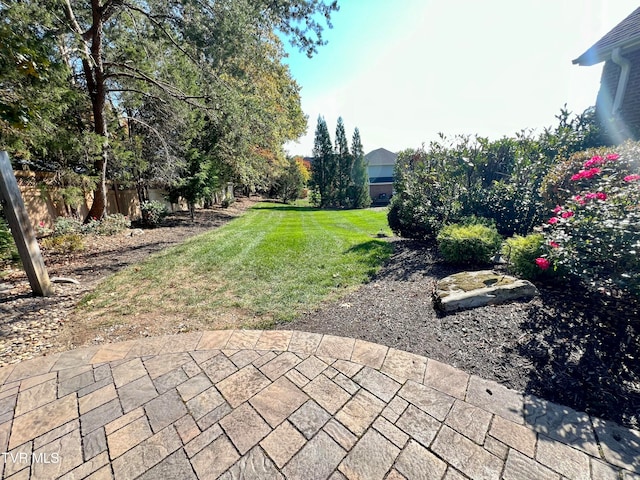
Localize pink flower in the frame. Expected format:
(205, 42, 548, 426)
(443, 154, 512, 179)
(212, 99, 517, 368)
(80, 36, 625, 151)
(573, 195, 586, 205)
(38, 221, 45, 227)
(596, 192, 607, 200)
(584, 156, 604, 168)
(606, 153, 620, 161)
(571, 168, 601, 181)
(553, 205, 563, 214)
(548, 217, 559, 225)
(624, 174, 640, 182)
(585, 193, 597, 200)
(561, 211, 574, 218)
(549, 241, 560, 248)
(535, 258, 550, 270)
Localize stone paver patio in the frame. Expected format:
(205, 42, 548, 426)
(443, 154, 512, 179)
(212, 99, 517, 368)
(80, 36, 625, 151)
(0, 330, 637, 479)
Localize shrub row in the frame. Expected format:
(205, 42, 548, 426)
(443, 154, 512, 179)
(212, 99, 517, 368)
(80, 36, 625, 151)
(401, 137, 640, 297)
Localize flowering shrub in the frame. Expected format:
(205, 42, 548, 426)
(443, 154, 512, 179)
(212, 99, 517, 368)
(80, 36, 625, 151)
(542, 149, 640, 297)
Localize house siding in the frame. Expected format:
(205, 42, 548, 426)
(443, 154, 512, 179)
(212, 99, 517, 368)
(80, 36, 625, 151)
(596, 49, 640, 140)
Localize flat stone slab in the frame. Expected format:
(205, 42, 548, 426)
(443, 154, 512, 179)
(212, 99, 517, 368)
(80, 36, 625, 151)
(434, 270, 539, 312)
(0, 330, 634, 479)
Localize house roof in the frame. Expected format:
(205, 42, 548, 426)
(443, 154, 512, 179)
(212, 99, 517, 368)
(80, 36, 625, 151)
(573, 8, 640, 66)
(364, 148, 397, 166)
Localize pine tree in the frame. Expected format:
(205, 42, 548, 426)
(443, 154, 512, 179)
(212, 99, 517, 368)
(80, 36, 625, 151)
(334, 117, 351, 207)
(351, 127, 371, 208)
(311, 116, 333, 207)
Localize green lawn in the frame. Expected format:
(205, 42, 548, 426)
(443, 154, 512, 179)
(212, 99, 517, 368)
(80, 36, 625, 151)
(79, 203, 393, 328)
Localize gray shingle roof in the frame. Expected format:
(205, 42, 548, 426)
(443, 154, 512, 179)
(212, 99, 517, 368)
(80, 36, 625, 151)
(573, 8, 640, 66)
(364, 148, 397, 166)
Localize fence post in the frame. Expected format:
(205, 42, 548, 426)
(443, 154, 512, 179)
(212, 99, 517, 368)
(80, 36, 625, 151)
(0, 151, 53, 296)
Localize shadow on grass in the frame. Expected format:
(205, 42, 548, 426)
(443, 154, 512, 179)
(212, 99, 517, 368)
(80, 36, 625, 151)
(250, 203, 320, 212)
(518, 283, 640, 432)
(343, 240, 394, 268)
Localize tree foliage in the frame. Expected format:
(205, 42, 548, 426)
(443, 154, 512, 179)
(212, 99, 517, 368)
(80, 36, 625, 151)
(310, 116, 369, 208)
(1, 0, 338, 219)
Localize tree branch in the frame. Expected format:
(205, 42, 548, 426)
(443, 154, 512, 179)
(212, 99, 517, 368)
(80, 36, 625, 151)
(122, 3, 200, 67)
(105, 67, 211, 110)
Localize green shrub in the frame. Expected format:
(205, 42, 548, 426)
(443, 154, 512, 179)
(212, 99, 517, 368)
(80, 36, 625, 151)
(140, 200, 168, 227)
(41, 233, 84, 253)
(221, 196, 235, 208)
(95, 214, 130, 235)
(503, 233, 548, 280)
(0, 218, 19, 262)
(437, 223, 502, 265)
(387, 147, 460, 240)
(53, 216, 83, 235)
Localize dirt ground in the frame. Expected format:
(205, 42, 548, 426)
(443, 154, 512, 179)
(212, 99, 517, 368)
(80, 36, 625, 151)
(1, 204, 638, 431)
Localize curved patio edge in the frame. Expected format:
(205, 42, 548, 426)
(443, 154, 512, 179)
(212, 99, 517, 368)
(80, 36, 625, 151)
(0, 330, 637, 479)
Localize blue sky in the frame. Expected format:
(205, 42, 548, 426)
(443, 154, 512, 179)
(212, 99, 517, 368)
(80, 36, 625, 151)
(283, 1, 634, 156)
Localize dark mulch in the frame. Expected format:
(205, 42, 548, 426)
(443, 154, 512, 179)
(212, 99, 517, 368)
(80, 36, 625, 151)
(285, 238, 640, 431)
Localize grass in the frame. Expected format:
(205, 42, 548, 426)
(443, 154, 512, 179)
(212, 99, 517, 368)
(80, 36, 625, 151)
(79, 202, 393, 328)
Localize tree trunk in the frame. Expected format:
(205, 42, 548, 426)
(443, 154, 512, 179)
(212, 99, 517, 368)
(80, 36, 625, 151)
(85, 1, 109, 221)
(63, 0, 109, 221)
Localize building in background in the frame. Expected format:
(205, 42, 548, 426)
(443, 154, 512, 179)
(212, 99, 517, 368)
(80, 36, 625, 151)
(364, 148, 397, 205)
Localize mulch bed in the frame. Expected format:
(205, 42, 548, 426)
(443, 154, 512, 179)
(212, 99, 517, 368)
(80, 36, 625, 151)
(285, 238, 640, 431)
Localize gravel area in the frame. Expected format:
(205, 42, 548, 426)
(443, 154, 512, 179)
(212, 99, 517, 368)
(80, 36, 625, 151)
(1, 209, 638, 431)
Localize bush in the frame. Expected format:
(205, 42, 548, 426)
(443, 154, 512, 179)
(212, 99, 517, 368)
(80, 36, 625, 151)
(95, 214, 130, 235)
(543, 148, 640, 297)
(221, 196, 235, 208)
(437, 223, 502, 265)
(0, 218, 19, 262)
(53, 216, 83, 236)
(388, 147, 461, 240)
(140, 200, 168, 227)
(503, 233, 548, 280)
(40, 233, 84, 253)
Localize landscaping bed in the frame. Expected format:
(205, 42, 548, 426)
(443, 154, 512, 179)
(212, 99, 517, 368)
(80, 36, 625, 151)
(286, 238, 640, 431)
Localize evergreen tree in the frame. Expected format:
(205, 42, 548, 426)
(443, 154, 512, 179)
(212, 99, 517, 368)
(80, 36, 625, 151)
(351, 127, 371, 208)
(311, 116, 333, 206)
(334, 117, 351, 207)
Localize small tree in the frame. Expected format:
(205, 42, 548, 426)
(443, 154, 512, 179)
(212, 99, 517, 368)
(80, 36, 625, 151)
(278, 157, 306, 203)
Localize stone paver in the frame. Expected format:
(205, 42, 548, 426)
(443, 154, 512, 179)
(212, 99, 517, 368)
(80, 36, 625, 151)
(249, 376, 308, 428)
(260, 421, 307, 468)
(395, 439, 447, 480)
(338, 429, 399, 480)
(0, 329, 634, 480)
(219, 402, 271, 455)
(216, 365, 271, 408)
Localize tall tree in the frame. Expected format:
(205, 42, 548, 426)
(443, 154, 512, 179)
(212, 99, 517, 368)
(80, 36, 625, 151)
(48, 0, 339, 219)
(311, 116, 333, 206)
(351, 127, 371, 208)
(334, 116, 351, 206)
